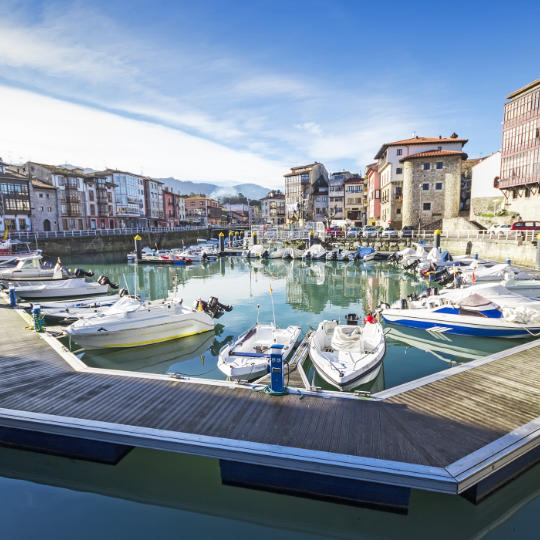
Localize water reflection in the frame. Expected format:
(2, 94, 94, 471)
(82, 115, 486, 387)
(63, 255, 524, 391)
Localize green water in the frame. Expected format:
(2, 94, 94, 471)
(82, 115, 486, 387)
(2, 254, 538, 538)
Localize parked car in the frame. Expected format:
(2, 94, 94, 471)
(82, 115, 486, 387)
(381, 227, 398, 238)
(487, 224, 511, 237)
(400, 226, 414, 238)
(510, 221, 540, 232)
(347, 226, 361, 238)
(326, 226, 345, 237)
(362, 226, 378, 238)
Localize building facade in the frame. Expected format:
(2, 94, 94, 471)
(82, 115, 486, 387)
(84, 172, 117, 230)
(343, 175, 366, 225)
(185, 196, 221, 225)
(365, 163, 381, 225)
(104, 170, 146, 228)
(401, 150, 466, 228)
(261, 190, 285, 225)
(30, 179, 58, 232)
(328, 171, 350, 220)
(374, 135, 468, 229)
(0, 159, 31, 232)
(469, 152, 503, 223)
(284, 162, 329, 223)
(144, 178, 165, 227)
(500, 78, 540, 220)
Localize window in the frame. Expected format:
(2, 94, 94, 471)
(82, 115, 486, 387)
(422, 183, 429, 190)
(47, 207, 52, 212)
(436, 162, 443, 169)
(396, 208, 401, 214)
(396, 167, 402, 174)
(396, 149, 403, 156)
(39, 193, 43, 198)
(375, 189, 380, 199)
(423, 163, 430, 170)
(423, 202, 431, 211)
(40, 206, 44, 211)
(435, 182, 443, 190)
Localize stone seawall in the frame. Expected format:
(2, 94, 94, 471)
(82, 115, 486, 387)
(441, 238, 538, 268)
(34, 228, 230, 256)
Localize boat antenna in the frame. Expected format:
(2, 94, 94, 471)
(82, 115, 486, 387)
(122, 273, 130, 296)
(256, 303, 260, 326)
(269, 283, 276, 327)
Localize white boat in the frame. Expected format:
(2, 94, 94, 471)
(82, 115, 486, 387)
(242, 244, 269, 258)
(176, 246, 218, 262)
(381, 284, 540, 338)
(66, 294, 231, 349)
(303, 244, 327, 260)
(218, 323, 301, 380)
(282, 247, 303, 259)
(325, 248, 354, 261)
(38, 294, 121, 310)
(0, 239, 41, 262)
(310, 319, 386, 390)
(267, 244, 286, 259)
(13, 277, 114, 299)
(459, 263, 535, 285)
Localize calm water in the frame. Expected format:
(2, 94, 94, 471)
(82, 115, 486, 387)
(2, 254, 537, 539)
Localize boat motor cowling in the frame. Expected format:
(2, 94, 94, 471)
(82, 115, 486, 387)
(345, 313, 359, 326)
(119, 288, 129, 297)
(97, 275, 119, 289)
(74, 268, 95, 278)
(198, 296, 233, 318)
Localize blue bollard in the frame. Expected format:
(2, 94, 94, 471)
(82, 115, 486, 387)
(474, 253, 478, 260)
(506, 258, 511, 264)
(9, 286, 16, 307)
(32, 304, 43, 332)
(269, 344, 285, 394)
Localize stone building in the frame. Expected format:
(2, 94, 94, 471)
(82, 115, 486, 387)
(30, 179, 58, 232)
(344, 174, 366, 225)
(260, 190, 285, 225)
(84, 172, 117, 230)
(499, 78, 540, 220)
(401, 150, 467, 228)
(374, 135, 468, 229)
(284, 162, 329, 223)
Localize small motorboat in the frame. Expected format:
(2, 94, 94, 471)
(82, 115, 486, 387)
(39, 293, 124, 322)
(303, 244, 327, 260)
(12, 275, 117, 299)
(363, 251, 389, 262)
(242, 244, 269, 258)
(325, 248, 354, 261)
(309, 315, 386, 390)
(218, 323, 301, 380)
(0, 239, 41, 262)
(380, 285, 540, 338)
(66, 294, 232, 349)
(282, 247, 303, 260)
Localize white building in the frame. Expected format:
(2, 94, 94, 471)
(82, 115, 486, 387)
(103, 170, 147, 228)
(469, 151, 503, 221)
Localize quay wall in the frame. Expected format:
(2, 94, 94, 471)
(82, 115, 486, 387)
(440, 238, 538, 268)
(34, 229, 236, 257)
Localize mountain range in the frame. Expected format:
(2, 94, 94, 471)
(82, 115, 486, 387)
(155, 177, 272, 200)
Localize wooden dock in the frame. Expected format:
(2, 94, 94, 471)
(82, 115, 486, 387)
(0, 303, 538, 510)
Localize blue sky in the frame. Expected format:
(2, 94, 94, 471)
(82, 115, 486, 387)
(0, 0, 539, 187)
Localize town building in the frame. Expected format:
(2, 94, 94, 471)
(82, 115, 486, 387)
(163, 187, 181, 228)
(185, 196, 221, 225)
(365, 163, 381, 226)
(0, 159, 31, 232)
(284, 162, 329, 223)
(374, 135, 468, 229)
(469, 152, 503, 224)
(400, 150, 467, 228)
(144, 178, 165, 227)
(25, 163, 89, 231)
(260, 190, 286, 225)
(499, 78, 540, 220)
(460, 158, 481, 214)
(328, 172, 350, 221)
(223, 203, 253, 226)
(343, 174, 366, 225)
(84, 172, 117, 230)
(30, 179, 58, 232)
(103, 170, 147, 228)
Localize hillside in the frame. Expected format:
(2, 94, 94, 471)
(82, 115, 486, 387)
(156, 177, 271, 200)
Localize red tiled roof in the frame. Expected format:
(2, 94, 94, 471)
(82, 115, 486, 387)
(399, 150, 468, 162)
(374, 136, 468, 159)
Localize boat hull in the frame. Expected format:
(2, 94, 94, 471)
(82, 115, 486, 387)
(381, 310, 540, 338)
(15, 283, 109, 299)
(68, 315, 215, 349)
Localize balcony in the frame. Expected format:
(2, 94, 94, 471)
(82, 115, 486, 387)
(61, 195, 80, 203)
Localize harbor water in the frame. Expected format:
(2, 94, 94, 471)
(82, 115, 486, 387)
(1, 253, 538, 539)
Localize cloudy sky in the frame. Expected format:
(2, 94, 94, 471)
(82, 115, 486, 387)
(0, 0, 539, 187)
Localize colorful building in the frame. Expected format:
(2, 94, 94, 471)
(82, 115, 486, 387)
(365, 163, 381, 225)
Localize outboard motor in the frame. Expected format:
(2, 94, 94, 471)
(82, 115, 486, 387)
(345, 313, 359, 326)
(74, 268, 95, 278)
(119, 288, 129, 297)
(97, 275, 119, 289)
(400, 298, 408, 309)
(198, 296, 233, 318)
